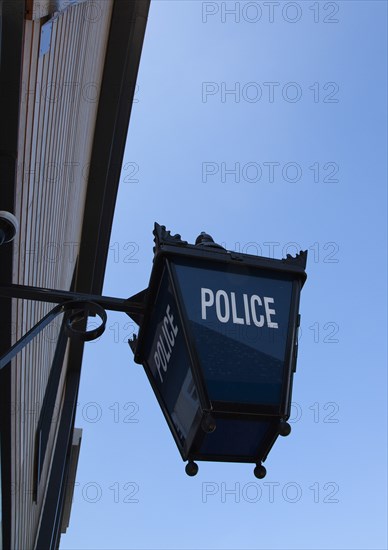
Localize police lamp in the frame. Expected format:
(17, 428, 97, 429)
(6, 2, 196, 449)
(129, 224, 307, 478)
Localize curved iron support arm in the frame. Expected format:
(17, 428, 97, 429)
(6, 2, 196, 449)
(0, 301, 107, 371)
(0, 283, 146, 371)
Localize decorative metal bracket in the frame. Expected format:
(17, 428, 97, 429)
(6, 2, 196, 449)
(0, 283, 146, 371)
(283, 250, 308, 269)
(153, 222, 188, 256)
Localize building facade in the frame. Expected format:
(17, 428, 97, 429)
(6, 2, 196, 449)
(0, 1, 150, 547)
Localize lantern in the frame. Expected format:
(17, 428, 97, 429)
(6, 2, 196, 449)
(129, 224, 307, 478)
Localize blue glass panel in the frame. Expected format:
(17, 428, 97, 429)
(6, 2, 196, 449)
(144, 268, 200, 446)
(199, 418, 272, 457)
(173, 260, 293, 406)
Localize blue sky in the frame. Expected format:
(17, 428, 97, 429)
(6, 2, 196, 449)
(61, 2, 387, 549)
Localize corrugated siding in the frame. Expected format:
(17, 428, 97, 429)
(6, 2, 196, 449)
(11, 1, 113, 547)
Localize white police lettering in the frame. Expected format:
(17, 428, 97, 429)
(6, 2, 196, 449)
(154, 305, 179, 383)
(201, 288, 278, 329)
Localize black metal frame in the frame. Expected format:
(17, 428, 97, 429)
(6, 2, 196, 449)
(131, 226, 307, 466)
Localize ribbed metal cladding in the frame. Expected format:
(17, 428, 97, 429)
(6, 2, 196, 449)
(10, 2, 114, 547)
